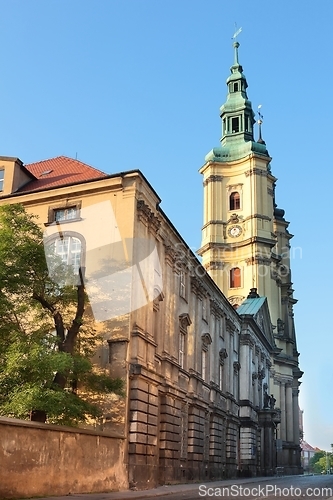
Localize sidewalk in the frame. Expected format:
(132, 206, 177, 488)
(27, 475, 288, 500)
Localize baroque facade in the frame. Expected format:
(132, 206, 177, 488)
(198, 40, 302, 475)
(0, 41, 302, 488)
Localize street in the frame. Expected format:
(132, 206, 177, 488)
(27, 474, 333, 500)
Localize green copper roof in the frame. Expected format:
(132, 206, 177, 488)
(236, 296, 267, 316)
(205, 41, 269, 163)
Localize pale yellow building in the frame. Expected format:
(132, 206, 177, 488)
(0, 40, 302, 488)
(198, 41, 302, 472)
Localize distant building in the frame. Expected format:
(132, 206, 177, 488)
(300, 440, 317, 471)
(0, 39, 302, 488)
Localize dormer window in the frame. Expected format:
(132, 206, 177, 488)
(0, 170, 4, 191)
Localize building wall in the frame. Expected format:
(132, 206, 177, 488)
(0, 417, 127, 499)
(0, 167, 288, 490)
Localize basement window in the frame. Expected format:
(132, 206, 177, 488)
(0, 170, 4, 191)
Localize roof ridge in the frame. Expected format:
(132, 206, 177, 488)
(25, 156, 106, 175)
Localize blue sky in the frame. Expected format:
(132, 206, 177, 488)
(1, 0, 332, 451)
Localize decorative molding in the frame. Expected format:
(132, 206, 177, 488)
(219, 348, 228, 364)
(203, 175, 223, 186)
(245, 168, 268, 177)
(163, 242, 177, 266)
(227, 213, 240, 224)
(243, 213, 272, 222)
(227, 183, 243, 191)
(245, 256, 271, 266)
(233, 361, 241, 372)
(191, 275, 207, 298)
(137, 199, 161, 234)
(228, 295, 245, 307)
(206, 261, 224, 271)
(210, 298, 223, 317)
(201, 332, 212, 346)
(153, 290, 164, 311)
(179, 313, 191, 332)
(258, 366, 266, 380)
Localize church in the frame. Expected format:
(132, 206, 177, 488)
(0, 40, 302, 490)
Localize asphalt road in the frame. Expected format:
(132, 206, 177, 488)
(25, 474, 333, 500)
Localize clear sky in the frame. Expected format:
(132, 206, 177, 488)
(1, 0, 332, 451)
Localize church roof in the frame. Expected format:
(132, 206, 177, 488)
(18, 156, 107, 193)
(236, 296, 266, 315)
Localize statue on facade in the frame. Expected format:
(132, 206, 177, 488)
(270, 394, 276, 409)
(264, 390, 270, 409)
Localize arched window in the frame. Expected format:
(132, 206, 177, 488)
(45, 232, 85, 285)
(49, 236, 82, 273)
(229, 191, 240, 210)
(230, 267, 241, 288)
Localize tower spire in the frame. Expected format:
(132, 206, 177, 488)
(257, 105, 266, 144)
(204, 36, 269, 164)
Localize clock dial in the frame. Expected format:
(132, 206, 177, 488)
(228, 225, 242, 238)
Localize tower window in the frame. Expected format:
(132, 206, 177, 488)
(231, 117, 239, 133)
(245, 115, 250, 132)
(229, 191, 240, 210)
(233, 82, 239, 92)
(230, 267, 241, 288)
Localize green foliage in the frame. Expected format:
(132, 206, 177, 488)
(0, 203, 123, 426)
(309, 450, 333, 473)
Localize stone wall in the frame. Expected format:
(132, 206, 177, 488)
(0, 417, 128, 499)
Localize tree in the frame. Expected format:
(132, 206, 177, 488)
(0, 203, 123, 425)
(309, 451, 326, 473)
(309, 450, 333, 474)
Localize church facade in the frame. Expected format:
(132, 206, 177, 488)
(0, 41, 302, 490)
(198, 40, 302, 475)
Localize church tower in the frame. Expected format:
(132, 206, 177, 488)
(199, 40, 303, 473)
(199, 40, 291, 327)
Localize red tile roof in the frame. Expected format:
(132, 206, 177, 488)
(18, 156, 107, 193)
(300, 440, 317, 452)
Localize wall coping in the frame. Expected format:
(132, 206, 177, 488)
(0, 416, 125, 439)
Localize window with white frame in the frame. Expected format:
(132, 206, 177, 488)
(0, 170, 4, 191)
(179, 313, 191, 369)
(45, 232, 85, 283)
(201, 349, 207, 380)
(54, 207, 78, 222)
(179, 331, 186, 369)
(47, 203, 82, 225)
(219, 364, 223, 391)
(201, 333, 212, 382)
(179, 270, 186, 299)
(202, 296, 208, 321)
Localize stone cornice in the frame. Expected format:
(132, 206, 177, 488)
(203, 174, 223, 186)
(245, 168, 269, 177)
(137, 199, 161, 235)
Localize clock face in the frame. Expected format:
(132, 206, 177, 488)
(228, 225, 242, 238)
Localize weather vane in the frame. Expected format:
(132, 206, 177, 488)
(257, 104, 264, 123)
(232, 24, 242, 40)
(257, 105, 265, 144)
